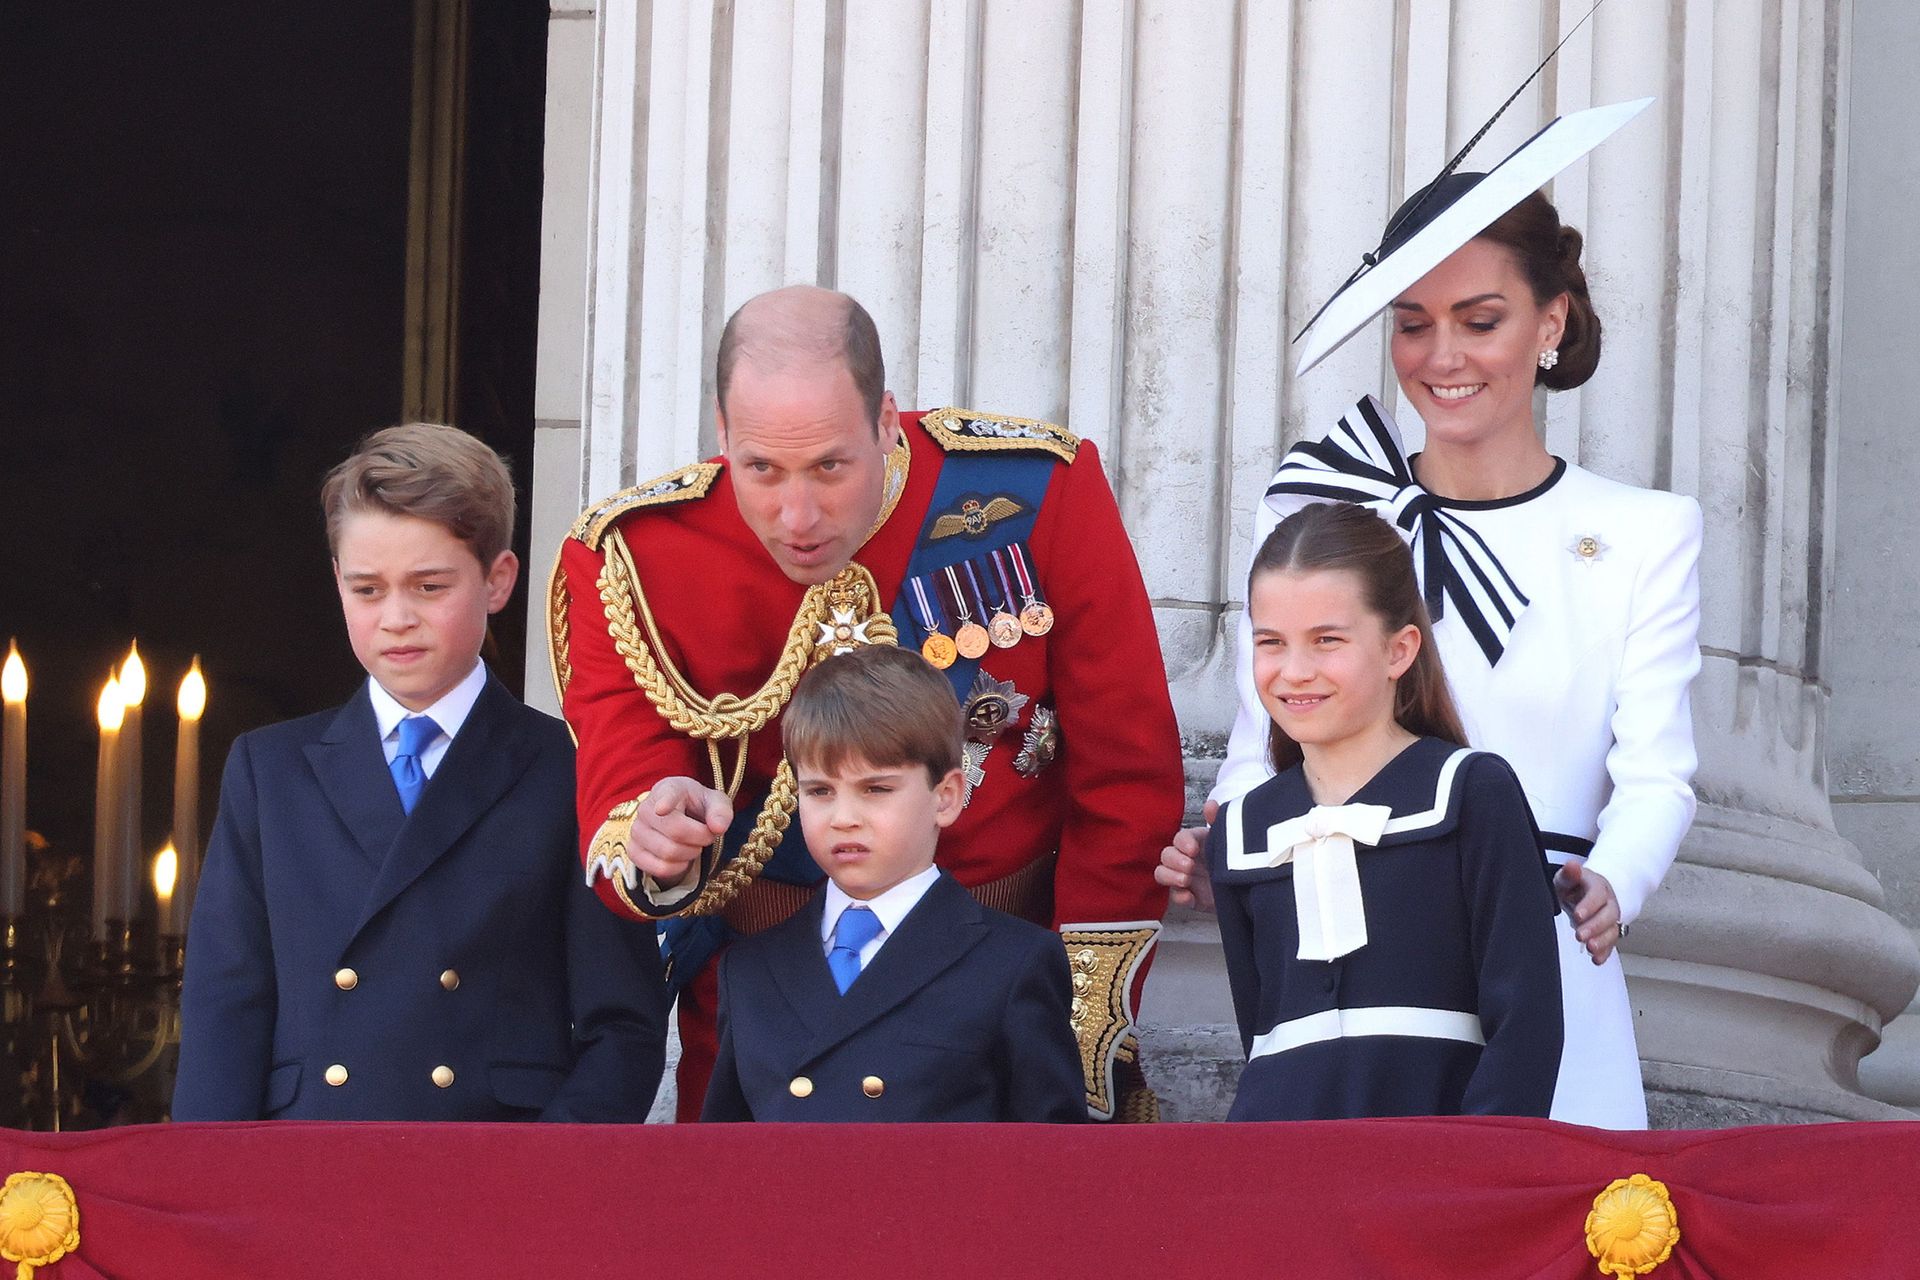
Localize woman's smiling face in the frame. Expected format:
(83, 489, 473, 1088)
(1389, 236, 1567, 453)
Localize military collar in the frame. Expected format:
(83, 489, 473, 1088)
(854, 432, 913, 552)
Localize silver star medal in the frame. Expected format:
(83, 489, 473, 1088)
(815, 606, 873, 655)
(963, 670, 1029, 742)
(1014, 706, 1060, 777)
(960, 741, 990, 807)
(1567, 533, 1610, 566)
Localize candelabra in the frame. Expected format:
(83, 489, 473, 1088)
(0, 835, 182, 1130)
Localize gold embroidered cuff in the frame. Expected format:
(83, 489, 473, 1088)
(585, 796, 645, 914)
(1059, 921, 1160, 1120)
(585, 794, 710, 918)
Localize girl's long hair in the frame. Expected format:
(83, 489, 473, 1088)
(1251, 502, 1469, 774)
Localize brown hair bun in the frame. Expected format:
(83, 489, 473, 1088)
(1477, 191, 1603, 390)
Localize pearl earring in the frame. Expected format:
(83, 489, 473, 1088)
(1537, 348, 1560, 371)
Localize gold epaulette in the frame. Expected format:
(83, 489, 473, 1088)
(567, 462, 723, 551)
(921, 407, 1079, 465)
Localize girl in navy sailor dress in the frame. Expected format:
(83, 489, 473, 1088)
(1208, 503, 1563, 1121)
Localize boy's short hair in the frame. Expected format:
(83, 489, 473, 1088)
(783, 645, 962, 783)
(321, 422, 516, 567)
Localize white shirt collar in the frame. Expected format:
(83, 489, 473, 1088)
(368, 660, 487, 744)
(820, 864, 942, 948)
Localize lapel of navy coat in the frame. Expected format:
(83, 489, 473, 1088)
(173, 674, 669, 1122)
(702, 872, 1086, 1123)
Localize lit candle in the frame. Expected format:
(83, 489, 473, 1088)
(1, 643, 24, 919)
(154, 842, 179, 938)
(93, 677, 124, 939)
(174, 659, 205, 934)
(114, 644, 146, 930)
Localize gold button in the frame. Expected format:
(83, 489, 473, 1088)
(431, 1065, 455, 1089)
(862, 1075, 885, 1099)
(324, 1064, 348, 1087)
(788, 1076, 813, 1099)
(333, 968, 358, 991)
(439, 969, 460, 991)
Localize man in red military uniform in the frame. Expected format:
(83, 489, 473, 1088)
(549, 285, 1181, 1120)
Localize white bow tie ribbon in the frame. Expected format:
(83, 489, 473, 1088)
(1263, 395, 1531, 666)
(1229, 801, 1394, 962)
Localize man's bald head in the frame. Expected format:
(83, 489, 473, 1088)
(715, 286, 886, 429)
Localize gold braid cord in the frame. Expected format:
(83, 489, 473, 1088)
(595, 529, 897, 916)
(546, 541, 575, 706)
(1060, 923, 1160, 1120)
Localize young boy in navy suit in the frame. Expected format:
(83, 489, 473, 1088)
(174, 423, 668, 1121)
(702, 644, 1086, 1122)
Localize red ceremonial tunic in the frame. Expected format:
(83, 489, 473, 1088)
(554, 410, 1182, 1115)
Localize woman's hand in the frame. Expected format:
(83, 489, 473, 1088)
(1155, 801, 1218, 912)
(1555, 861, 1625, 965)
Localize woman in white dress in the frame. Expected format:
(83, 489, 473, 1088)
(1160, 137, 1702, 1129)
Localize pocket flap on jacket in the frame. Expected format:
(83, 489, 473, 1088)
(265, 1061, 302, 1112)
(490, 1062, 567, 1110)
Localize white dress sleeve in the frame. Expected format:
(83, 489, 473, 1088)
(1585, 494, 1704, 924)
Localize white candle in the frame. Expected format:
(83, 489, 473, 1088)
(1, 643, 25, 919)
(93, 677, 124, 939)
(154, 842, 179, 938)
(174, 659, 205, 933)
(114, 644, 146, 930)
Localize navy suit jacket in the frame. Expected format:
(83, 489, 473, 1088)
(173, 674, 668, 1121)
(702, 872, 1086, 1122)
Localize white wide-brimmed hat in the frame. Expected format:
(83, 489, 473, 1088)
(1294, 96, 1653, 377)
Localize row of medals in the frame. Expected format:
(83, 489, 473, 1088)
(914, 550, 1053, 670)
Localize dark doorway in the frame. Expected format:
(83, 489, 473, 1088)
(0, 2, 548, 914)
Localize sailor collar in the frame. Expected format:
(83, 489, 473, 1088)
(1214, 737, 1481, 880)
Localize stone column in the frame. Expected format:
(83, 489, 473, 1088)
(530, 0, 1919, 1123)
(524, 0, 595, 719)
(1599, 0, 1920, 1124)
(1834, 0, 1920, 1111)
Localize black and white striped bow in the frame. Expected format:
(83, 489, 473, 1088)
(1263, 396, 1529, 666)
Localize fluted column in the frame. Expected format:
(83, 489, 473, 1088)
(532, 0, 1918, 1123)
(1838, 0, 1920, 1112)
(1593, 0, 1918, 1124)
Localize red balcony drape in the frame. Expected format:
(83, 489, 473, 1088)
(0, 1116, 1914, 1278)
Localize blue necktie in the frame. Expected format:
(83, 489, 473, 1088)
(390, 715, 442, 815)
(827, 906, 883, 995)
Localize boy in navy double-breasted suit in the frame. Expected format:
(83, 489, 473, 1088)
(174, 423, 667, 1122)
(701, 645, 1086, 1123)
